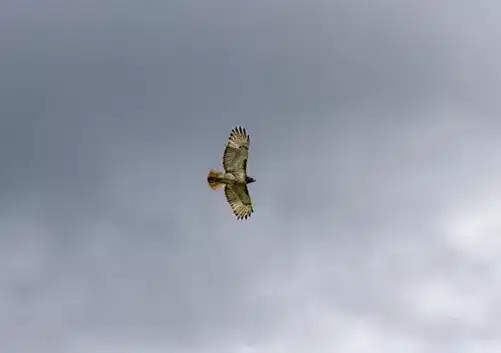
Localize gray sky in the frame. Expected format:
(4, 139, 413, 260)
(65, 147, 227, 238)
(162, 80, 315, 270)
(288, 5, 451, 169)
(1, 1, 501, 352)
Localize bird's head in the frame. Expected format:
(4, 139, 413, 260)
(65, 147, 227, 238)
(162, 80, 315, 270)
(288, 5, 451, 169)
(246, 176, 256, 184)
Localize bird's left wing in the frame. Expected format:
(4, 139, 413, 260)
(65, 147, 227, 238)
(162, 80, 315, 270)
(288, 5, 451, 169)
(222, 127, 249, 179)
(224, 183, 253, 220)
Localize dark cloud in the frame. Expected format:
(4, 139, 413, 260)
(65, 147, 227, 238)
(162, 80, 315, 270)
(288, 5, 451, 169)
(1, 0, 501, 352)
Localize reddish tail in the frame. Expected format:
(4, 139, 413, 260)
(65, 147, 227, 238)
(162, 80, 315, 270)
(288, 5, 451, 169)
(207, 169, 223, 190)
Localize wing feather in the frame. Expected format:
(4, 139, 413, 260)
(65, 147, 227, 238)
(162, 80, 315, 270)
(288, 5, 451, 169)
(222, 126, 249, 180)
(224, 184, 253, 220)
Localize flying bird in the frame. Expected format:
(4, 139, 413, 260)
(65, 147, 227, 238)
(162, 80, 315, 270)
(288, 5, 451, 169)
(207, 126, 255, 220)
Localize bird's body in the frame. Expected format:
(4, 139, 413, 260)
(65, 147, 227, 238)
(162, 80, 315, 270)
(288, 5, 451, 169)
(207, 126, 255, 220)
(207, 171, 237, 185)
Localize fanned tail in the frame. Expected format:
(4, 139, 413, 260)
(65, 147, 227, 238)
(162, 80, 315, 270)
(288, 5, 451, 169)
(207, 169, 223, 190)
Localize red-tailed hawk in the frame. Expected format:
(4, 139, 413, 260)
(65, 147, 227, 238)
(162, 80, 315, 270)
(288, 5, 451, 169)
(207, 126, 255, 220)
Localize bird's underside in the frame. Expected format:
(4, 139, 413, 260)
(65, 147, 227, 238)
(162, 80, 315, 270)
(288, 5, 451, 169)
(207, 171, 237, 187)
(207, 126, 254, 220)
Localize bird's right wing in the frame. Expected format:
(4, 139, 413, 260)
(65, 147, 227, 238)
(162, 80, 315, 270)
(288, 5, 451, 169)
(224, 183, 253, 220)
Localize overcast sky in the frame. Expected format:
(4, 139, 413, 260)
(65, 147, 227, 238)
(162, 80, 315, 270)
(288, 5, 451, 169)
(1, 1, 501, 352)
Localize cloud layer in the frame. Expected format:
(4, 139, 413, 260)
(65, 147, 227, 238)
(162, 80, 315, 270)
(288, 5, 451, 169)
(1, 0, 500, 352)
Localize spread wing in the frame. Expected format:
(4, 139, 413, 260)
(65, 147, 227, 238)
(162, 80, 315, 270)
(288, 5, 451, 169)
(224, 184, 253, 220)
(222, 127, 249, 180)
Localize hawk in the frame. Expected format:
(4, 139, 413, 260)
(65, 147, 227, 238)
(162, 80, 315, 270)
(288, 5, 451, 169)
(207, 126, 255, 220)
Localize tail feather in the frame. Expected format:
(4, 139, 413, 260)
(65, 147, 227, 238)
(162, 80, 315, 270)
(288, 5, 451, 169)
(207, 169, 223, 190)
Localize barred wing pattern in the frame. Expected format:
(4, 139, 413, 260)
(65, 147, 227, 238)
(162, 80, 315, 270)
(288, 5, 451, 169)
(222, 127, 249, 182)
(224, 184, 253, 220)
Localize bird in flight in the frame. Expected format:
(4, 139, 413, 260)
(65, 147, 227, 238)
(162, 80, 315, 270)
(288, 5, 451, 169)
(207, 126, 255, 220)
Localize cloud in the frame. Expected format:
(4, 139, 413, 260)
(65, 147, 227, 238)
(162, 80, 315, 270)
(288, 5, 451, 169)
(2, 0, 501, 352)
(443, 194, 501, 263)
